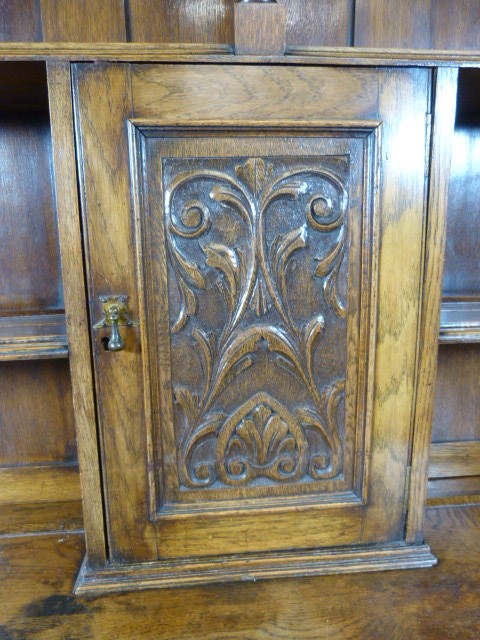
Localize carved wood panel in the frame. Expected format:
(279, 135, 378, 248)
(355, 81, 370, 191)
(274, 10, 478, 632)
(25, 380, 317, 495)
(139, 133, 376, 512)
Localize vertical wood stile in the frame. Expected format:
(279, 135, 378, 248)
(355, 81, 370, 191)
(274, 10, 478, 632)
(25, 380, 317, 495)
(407, 67, 459, 543)
(46, 61, 106, 566)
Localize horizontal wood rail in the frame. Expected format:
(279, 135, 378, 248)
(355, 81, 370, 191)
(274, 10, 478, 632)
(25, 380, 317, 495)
(429, 441, 480, 478)
(0, 313, 68, 361)
(0, 43, 479, 66)
(439, 300, 480, 344)
(0, 464, 83, 535)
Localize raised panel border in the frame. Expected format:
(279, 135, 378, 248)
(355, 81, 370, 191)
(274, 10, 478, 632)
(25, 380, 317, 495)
(129, 122, 381, 521)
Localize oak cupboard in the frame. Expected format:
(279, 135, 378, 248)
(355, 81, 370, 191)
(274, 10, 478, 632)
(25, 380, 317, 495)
(0, 0, 478, 602)
(55, 60, 447, 593)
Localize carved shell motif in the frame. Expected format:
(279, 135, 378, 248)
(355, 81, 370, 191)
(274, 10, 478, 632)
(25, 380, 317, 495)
(216, 393, 308, 485)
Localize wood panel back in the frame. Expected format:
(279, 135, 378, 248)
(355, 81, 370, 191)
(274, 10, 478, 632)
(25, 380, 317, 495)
(281, 0, 354, 47)
(127, 0, 233, 44)
(432, 344, 480, 444)
(0, 360, 76, 466)
(0, 62, 61, 315)
(126, 0, 352, 47)
(0, 465, 83, 534)
(354, 0, 432, 49)
(0, 113, 63, 313)
(431, 0, 480, 51)
(40, 0, 126, 42)
(0, 0, 42, 42)
(0, 0, 478, 50)
(355, 0, 480, 50)
(443, 69, 480, 298)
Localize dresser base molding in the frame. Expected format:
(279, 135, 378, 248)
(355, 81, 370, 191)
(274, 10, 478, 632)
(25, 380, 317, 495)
(74, 544, 437, 595)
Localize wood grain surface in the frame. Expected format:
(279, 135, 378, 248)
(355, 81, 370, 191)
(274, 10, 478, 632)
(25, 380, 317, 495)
(0, 506, 479, 639)
(126, 0, 233, 44)
(1, 0, 478, 51)
(354, 0, 480, 50)
(0, 0, 42, 41)
(73, 61, 435, 588)
(73, 62, 156, 563)
(0, 360, 76, 466)
(2, 42, 480, 66)
(47, 61, 106, 565)
(442, 71, 480, 298)
(0, 313, 68, 360)
(355, 0, 432, 49)
(234, 1, 286, 55)
(0, 464, 83, 535)
(40, 0, 126, 42)
(406, 67, 458, 543)
(428, 476, 480, 506)
(0, 111, 63, 314)
(433, 344, 480, 443)
(430, 442, 480, 478)
(281, 0, 354, 47)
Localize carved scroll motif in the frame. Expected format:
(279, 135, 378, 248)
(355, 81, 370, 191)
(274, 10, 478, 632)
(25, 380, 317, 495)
(165, 157, 349, 489)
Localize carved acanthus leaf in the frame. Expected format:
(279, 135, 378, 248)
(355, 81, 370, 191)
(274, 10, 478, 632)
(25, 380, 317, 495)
(203, 325, 303, 416)
(315, 229, 346, 319)
(203, 242, 240, 319)
(165, 157, 350, 489)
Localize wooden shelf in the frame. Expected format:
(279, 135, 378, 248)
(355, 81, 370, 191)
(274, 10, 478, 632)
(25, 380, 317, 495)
(439, 300, 480, 344)
(0, 42, 479, 67)
(0, 313, 68, 361)
(430, 441, 480, 479)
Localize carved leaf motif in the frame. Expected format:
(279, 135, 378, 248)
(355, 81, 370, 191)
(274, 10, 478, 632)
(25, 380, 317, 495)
(271, 224, 307, 324)
(165, 157, 350, 490)
(209, 185, 252, 228)
(260, 181, 308, 213)
(174, 386, 200, 426)
(304, 314, 325, 353)
(315, 229, 346, 319)
(179, 411, 226, 487)
(235, 158, 274, 197)
(203, 243, 239, 317)
(235, 158, 256, 193)
(271, 224, 307, 277)
(250, 277, 272, 317)
(304, 313, 325, 385)
(170, 242, 206, 333)
(173, 244, 206, 290)
(205, 325, 304, 414)
(315, 234, 343, 278)
(192, 327, 214, 401)
(173, 279, 198, 334)
(296, 378, 344, 479)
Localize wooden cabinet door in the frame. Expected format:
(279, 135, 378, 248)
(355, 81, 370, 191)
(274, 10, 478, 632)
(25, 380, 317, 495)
(73, 63, 434, 586)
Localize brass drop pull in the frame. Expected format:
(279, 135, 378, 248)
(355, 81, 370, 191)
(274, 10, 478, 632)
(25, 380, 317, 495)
(93, 295, 138, 352)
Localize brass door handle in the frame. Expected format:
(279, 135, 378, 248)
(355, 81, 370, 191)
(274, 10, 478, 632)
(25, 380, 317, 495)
(93, 295, 138, 352)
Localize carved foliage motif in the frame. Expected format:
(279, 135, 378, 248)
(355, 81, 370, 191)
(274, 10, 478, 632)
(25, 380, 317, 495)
(164, 157, 349, 490)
